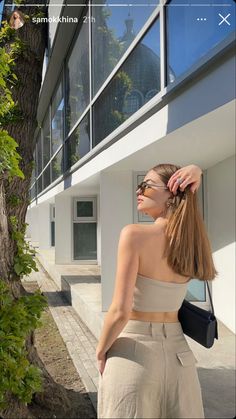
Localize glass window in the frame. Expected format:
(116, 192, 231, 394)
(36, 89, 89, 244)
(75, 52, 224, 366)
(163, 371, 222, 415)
(51, 80, 64, 155)
(37, 175, 43, 194)
(52, 147, 63, 182)
(50, 204, 55, 246)
(42, 111, 51, 169)
(43, 164, 51, 189)
(51, 221, 55, 246)
(36, 132, 42, 177)
(30, 184, 36, 200)
(73, 223, 97, 260)
(65, 9, 90, 135)
(65, 113, 90, 171)
(92, 0, 160, 96)
(77, 201, 93, 217)
(166, 0, 236, 84)
(73, 197, 97, 221)
(93, 18, 160, 146)
(31, 150, 36, 187)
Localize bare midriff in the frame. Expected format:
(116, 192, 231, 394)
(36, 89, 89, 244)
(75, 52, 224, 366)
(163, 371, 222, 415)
(129, 310, 179, 323)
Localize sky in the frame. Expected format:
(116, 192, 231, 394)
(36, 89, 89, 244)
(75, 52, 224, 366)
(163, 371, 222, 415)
(0, 1, 4, 26)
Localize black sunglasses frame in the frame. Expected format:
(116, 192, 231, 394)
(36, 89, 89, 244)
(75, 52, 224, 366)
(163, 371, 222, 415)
(136, 181, 169, 194)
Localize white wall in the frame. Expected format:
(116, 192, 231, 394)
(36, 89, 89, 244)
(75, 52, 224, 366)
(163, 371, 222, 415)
(97, 192, 101, 266)
(38, 203, 51, 250)
(100, 170, 134, 311)
(207, 155, 235, 333)
(55, 194, 72, 264)
(25, 210, 31, 238)
(26, 206, 39, 243)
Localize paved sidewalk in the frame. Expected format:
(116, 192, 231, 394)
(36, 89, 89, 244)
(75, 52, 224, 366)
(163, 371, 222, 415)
(23, 259, 99, 411)
(23, 258, 236, 418)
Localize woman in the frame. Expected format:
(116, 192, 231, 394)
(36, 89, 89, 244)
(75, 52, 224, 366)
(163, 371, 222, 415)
(9, 9, 25, 30)
(96, 164, 217, 419)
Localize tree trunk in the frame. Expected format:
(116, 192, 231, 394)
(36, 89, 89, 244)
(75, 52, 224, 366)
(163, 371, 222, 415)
(0, 2, 72, 417)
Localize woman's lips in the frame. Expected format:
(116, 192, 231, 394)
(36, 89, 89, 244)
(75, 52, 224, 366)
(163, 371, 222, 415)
(137, 199, 143, 203)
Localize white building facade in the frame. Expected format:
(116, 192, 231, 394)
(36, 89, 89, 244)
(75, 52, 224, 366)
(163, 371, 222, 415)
(26, 0, 236, 333)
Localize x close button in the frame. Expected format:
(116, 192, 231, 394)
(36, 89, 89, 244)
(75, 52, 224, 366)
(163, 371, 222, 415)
(218, 13, 231, 26)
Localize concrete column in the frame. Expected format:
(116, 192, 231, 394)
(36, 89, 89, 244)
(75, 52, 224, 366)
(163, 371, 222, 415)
(100, 170, 133, 311)
(207, 155, 235, 333)
(38, 202, 51, 250)
(55, 194, 72, 264)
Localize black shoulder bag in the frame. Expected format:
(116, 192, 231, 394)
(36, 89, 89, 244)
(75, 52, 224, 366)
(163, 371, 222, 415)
(178, 280, 218, 348)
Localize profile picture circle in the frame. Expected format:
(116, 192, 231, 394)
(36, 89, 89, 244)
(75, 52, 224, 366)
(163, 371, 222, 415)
(9, 9, 25, 30)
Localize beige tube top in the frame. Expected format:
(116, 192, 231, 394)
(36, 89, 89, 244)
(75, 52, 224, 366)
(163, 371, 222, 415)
(131, 273, 188, 312)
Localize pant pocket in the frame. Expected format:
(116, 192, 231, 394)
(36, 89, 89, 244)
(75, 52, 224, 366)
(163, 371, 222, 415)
(176, 350, 198, 366)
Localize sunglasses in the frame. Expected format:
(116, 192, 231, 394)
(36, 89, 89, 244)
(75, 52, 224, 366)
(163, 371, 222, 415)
(136, 181, 169, 194)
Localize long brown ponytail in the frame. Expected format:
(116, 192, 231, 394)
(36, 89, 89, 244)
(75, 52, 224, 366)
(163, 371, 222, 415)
(151, 163, 217, 281)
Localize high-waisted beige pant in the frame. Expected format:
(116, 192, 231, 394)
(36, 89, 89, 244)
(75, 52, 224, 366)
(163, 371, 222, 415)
(97, 320, 204, 419)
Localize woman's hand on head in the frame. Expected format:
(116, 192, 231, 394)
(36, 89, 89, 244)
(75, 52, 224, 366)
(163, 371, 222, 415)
(167, 164, 203, 195)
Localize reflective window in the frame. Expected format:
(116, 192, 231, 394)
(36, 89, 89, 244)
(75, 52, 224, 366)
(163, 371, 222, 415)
(30, 184, 36, 200)
(65, 113, 90, 171)
(52, 147, 63, 182)
(51, 221, 55, 246)
(73, 223, 97, 260)
(93, 18, 160, 146)
(77, 201, 93, 217)
(50, 204, 55, 246)
(31, 150, 36, 186)
(43, 164, 51, 189)
(166, 0, 236, 84)
(92, 0, 159, 96)
(37, 175, 43, 194)
(36, 133, 42, 177)
(65, 9, 90, 135)
(42, 112, 51, 169)
(51, 80, 64, 155)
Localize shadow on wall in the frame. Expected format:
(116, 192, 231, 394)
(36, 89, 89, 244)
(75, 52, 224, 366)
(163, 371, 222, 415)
(198, 367, 236, 419)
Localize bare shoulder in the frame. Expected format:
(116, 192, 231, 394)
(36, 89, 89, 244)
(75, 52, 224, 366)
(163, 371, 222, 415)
(120, 223, 165, 240)
(120, 224, 141, 238)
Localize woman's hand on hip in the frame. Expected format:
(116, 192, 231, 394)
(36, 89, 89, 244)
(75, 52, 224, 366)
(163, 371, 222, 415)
(96, 351, 107, 376)
(167, 164, 203, 195)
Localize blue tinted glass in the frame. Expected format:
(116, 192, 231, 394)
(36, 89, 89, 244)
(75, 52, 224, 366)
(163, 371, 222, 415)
(93, 18, 160, 146)
(166, 0, 236, 83)
(92, 0, 159, 96)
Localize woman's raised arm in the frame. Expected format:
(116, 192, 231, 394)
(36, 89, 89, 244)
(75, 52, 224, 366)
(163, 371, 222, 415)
(167, 164, 203, 195)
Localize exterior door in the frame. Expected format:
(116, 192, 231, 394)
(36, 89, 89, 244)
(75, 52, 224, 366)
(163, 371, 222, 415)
(73, 197, 97, 261)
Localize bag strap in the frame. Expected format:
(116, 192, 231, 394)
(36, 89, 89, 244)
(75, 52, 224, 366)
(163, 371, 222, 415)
(206, 280, 215, 315)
